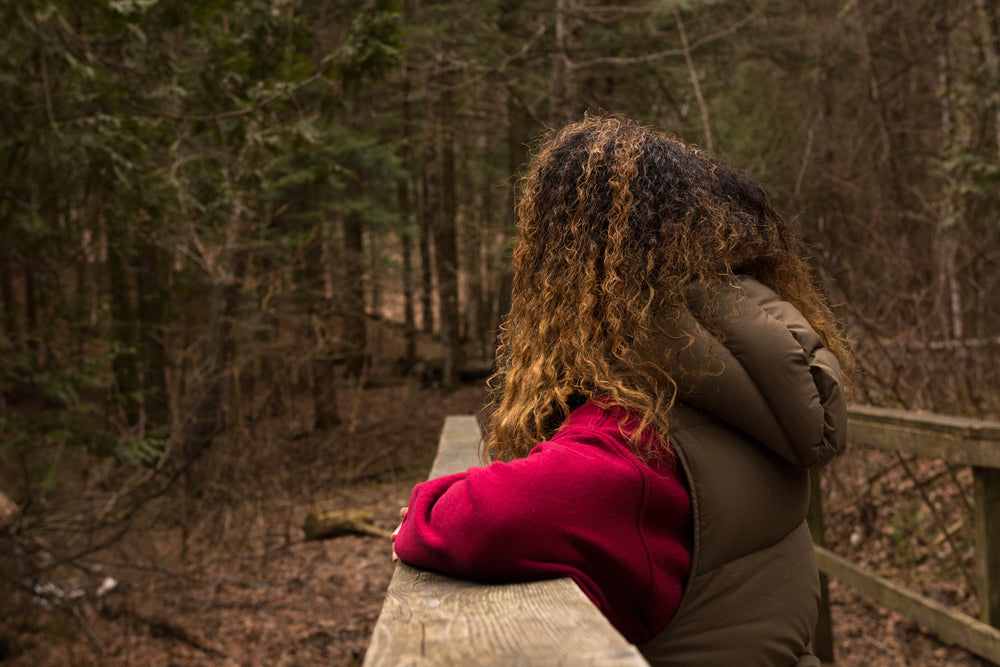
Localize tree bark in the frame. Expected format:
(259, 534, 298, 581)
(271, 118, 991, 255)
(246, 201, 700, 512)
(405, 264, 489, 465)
(108, 237, 140, 426)
(135, 236, 170, 428)
(468, 161, 488, 358)
(342, 208, 368, 378)
(398, 74, 418, 367)
(934, 5, 970, 408)
(420, 68, 438, 337)
(495, 2, 535, 356)
(23, 255, 40, 365)
(548, 0, 573, 127)
(368, 233, 381, 319)
(436, 77, 462, 387)
(180, 206, 253, 462)
(312, 220, 341, 429)
(974, 0, 1000, 153)
(419, 210, 435, 335)
(313, 345, 342, 429)
(401, 229, 418, 366)
(0, 144, 23, 345)
(492, 89, 533, 351)
(0, 222, 16, 343)
(410, 0, 436, 338)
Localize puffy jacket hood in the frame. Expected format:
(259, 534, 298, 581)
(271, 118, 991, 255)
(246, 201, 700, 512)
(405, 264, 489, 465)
(639, 276, 846, 666)
(667, 276, 847, 468)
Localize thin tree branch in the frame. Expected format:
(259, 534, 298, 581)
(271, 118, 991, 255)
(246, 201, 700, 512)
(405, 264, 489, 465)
(497, 20, 550, 74)
(675, 7, 712, 152)
(894, 452, 977, 589)
(568, 9, 758, 70)
(795, 116, 818, 198)
(128, 73, 326, 123)
(569, 46, 685, 69)
(39, 52, 61, 136)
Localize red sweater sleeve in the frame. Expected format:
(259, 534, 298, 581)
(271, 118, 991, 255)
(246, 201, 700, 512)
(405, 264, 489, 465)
(392, 403, 692, 643)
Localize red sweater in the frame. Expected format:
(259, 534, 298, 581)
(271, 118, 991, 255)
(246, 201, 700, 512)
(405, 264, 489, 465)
(393, 401, 693, 644)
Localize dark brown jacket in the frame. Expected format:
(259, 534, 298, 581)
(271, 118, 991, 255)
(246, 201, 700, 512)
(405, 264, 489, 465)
(639, 277, 847, 667)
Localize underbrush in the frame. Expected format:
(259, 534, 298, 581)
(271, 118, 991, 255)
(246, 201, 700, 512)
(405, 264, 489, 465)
(0, 381, 486, 666)
(0, 381, 993, 666)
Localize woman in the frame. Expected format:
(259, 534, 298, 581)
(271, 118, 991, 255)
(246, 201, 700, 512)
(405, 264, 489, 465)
(391, 115, 851, 666)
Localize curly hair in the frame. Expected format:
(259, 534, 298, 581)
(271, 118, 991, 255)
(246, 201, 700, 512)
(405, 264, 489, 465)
(483, 114, 852, 463)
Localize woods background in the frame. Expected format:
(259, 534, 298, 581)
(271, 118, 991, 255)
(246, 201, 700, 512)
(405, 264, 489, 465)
(1, 0, 999, 663)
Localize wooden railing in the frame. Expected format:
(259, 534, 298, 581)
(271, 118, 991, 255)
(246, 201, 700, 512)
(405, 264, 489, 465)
(366, 407, 1000, 664)
(810, 406, 1000, 664)
(363, 416, 648, 666)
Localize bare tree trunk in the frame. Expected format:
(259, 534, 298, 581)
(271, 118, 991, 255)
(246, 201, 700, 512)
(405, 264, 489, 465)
(467, 128, 496, 360)
(975, 0, 1000, 152)
(495, 3, 535, 356)
(306, 216, 341, 429)
(313, 318, 342, 430)
(420, 75, 438, 337)
(469, 173, 487, 359)
(479, 180, 496, 360)
(399, 71, 418, 367)
(180, 205, 253, 462)
(24, 250, 40, 366)
(401, 231, 417, 362)
(973, 0, 1000, 397)
(108, 236, 140, 426)
(419, 211, 435, 335)
(342, 209, 368, 378)
(411, 0, 436, 338)
(934, 8, 967, 377)
(135, 237, 169, 428)
(367, 231, 384, 371)
(0, 211, 17, 344)
(548, 0, 573, 127)
(368, 232, 382, 319)
(436, 78, 463, 387)
(492, 91, 533, 351)
(0, 146, 22, 345)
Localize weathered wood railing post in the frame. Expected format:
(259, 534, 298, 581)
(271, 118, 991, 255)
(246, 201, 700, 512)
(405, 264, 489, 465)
(973, 465, 1000, 627)
(810, 406, 1000, 664)
(806, 471, 834, 663)
(364, 415, 649, 666)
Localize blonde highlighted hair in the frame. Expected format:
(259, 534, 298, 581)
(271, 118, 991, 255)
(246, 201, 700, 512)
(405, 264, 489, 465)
(484, 115, 852, 463)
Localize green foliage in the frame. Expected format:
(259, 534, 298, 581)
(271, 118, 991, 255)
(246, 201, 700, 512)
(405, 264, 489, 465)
(0, 0, 409, 505)
(334, 0, 403, 88)
(2, 0, 997, 514)
(0, 342, 164, 503)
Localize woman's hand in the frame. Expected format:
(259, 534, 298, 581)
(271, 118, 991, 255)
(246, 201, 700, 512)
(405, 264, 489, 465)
(390, 506, 408, 562)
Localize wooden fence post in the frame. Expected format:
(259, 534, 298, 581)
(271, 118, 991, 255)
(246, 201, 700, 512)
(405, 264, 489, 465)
(808, 470, 835, 663)
(973, 467, 1000, 628)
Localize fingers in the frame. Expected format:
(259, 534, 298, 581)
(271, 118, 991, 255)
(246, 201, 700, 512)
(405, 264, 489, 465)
(391, 506, 409, 563)
(391, 522, 399, 561)
(390, 507, 408, 541)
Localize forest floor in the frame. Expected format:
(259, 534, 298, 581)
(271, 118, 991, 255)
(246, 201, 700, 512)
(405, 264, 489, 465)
(0, 379, 993, 666)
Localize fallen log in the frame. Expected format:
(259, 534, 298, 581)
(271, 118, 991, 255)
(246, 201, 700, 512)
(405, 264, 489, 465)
(303, 508, 387, 540)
